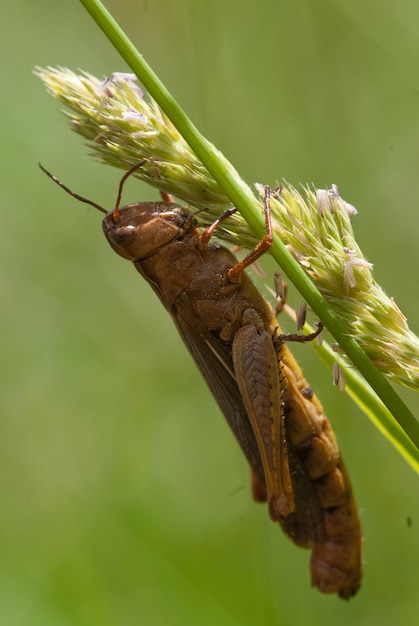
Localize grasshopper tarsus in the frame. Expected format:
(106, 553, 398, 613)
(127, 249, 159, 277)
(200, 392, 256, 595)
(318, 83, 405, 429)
(199, 206, 238, 247)
(228, 186, 273, 282)
(278, 321, 324, 345)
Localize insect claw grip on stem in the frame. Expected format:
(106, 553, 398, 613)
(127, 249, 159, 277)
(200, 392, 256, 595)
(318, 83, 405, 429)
(228, 186, 273, 282)
(278, 322, 324, 345)
(199, 206, 238, 247)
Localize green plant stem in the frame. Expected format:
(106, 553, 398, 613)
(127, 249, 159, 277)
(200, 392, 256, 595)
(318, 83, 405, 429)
(78, 0, 419, 457)
(294, 313, 419, 470)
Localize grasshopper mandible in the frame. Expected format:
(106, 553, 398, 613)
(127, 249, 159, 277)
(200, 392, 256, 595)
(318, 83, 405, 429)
(40, 162, 363, 599)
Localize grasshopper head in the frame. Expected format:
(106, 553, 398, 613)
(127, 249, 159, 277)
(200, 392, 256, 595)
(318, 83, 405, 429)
(102, 202, 196, 261)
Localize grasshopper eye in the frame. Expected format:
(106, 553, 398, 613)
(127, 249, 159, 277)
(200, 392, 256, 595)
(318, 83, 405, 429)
(110, 225, 136, 247)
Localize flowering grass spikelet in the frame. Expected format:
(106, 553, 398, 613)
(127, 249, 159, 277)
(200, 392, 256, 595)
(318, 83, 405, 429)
(36, 66, 419, 390)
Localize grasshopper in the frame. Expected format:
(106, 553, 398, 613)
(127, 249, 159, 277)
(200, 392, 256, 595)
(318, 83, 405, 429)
(40, 163, 362, 598)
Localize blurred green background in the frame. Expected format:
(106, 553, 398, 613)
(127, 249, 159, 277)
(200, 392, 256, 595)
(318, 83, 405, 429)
(1, 1, 419, 624)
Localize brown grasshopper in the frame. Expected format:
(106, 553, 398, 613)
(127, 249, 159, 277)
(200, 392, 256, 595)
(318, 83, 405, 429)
(40, 163, 363, 599)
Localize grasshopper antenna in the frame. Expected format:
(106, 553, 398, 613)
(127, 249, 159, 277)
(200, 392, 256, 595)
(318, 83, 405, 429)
(39, 162, 108, 214)
(112, 161, 145, 222)
(39, 161, 146, 219)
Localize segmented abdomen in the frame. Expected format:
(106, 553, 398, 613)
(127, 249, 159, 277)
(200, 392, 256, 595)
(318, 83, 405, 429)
(280, 347, 363, 599)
